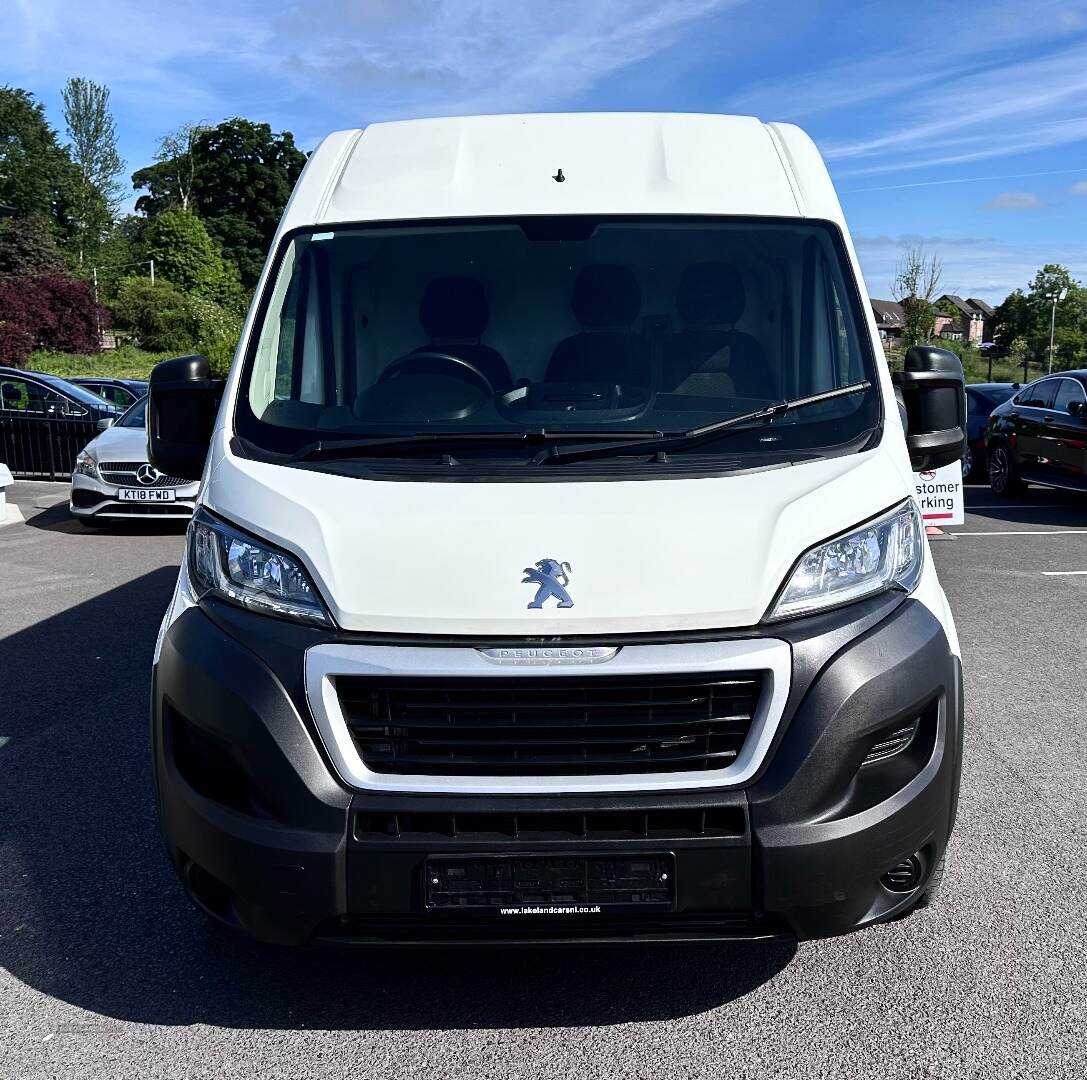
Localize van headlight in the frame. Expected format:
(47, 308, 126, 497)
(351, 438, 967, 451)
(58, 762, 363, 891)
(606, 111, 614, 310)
(767, 500, 923, 621)
(187, 507, 332, 626)
(73, 449, 99, 479)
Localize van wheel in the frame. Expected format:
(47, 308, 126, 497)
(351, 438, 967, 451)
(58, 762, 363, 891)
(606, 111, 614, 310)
(988, 445, 1024, 496)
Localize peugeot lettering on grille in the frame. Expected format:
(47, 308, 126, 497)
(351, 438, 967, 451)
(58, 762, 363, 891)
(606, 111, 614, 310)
(479, 646, 618, 666)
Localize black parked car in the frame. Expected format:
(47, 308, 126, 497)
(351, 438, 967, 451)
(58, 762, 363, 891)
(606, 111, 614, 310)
(0, 367, 120, 479)
(70, 376, 149, 409)
(962, 383, 1018, 481)
(986, 371, 1087, 496)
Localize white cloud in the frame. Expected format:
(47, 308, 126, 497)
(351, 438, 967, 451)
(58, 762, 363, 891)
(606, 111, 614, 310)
(984, 191, 1045, 209)
(271, 0, 742, 117)
(2, 0, 743, 130)
(854, 233, 1086, 304)
(1072, 180, 1087, 195)
(821, 46, 1087, 172)
(735, 1, 1087, 179)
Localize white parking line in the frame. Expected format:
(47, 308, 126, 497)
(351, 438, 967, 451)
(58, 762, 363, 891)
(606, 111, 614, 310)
(1040, 570, 1087, 576)
(955, 529, 1087, 536)
(964, 503, 1074, 510)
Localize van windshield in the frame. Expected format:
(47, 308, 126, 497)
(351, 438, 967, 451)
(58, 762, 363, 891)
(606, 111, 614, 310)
(238, 217, 879, 471)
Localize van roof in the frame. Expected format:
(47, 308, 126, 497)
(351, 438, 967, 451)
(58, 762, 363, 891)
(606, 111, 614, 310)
(282, 113, 845, 232)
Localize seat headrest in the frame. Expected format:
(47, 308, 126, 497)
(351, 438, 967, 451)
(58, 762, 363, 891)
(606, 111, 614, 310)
(677, 262, 746, 327)
(571, 264, 640, 328)
(419, 276, 489, 340)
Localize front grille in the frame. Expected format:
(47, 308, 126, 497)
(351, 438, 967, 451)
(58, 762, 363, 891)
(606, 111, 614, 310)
(99, 460, 190, 487)
(355, 806, 746, 841)
(336, 672, 763, 777)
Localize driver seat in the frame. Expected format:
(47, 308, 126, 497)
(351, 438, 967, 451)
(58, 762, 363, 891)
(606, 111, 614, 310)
(664, 262, 774, 400)
(409, 276, 512, 393)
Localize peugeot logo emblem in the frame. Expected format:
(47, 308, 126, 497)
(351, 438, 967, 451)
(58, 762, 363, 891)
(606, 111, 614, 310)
(522, 558, 573, 609)
(136, 463, 160, 486)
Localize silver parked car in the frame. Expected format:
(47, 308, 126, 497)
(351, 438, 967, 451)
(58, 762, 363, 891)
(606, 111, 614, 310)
(70, 396, 199, 525)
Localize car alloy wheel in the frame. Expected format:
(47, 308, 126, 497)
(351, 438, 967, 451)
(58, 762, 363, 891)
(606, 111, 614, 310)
(988, 445, 1022, 496)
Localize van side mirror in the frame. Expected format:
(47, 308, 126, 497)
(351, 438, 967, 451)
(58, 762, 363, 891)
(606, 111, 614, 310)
(147, 354, 224, 481)
(891, 346, 966, 472)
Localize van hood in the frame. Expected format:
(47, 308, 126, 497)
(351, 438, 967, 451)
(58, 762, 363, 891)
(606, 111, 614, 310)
(205, 450, 913, 635)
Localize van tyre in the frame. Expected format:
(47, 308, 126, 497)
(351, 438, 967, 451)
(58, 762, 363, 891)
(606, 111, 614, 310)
(988, 444, 1024, 496)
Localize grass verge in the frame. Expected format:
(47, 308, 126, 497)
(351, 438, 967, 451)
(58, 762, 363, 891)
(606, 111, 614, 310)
(28, 347, 176, 380)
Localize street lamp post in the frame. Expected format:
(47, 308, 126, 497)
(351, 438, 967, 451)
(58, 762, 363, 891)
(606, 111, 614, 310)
(1047, 288, 1068, 375)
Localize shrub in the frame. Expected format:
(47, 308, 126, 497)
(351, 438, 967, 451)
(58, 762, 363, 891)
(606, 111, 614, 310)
(0, 273, 106, 365)
(0, 286, 37, 365)
(111, 275, 197, 352)
(41, 274, 109, 352)
(109, 277, 242, 375)
(188, 294, 242, 378)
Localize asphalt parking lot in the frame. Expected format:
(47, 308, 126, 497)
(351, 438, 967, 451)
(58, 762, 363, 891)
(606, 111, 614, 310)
(2, 480, 1086, 1079)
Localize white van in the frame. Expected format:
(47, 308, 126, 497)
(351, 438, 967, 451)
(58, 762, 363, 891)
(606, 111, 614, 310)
(148, 113, 966, 946)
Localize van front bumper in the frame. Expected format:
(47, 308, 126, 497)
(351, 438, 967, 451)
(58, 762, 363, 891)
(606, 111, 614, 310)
(152, 593, 962, 945)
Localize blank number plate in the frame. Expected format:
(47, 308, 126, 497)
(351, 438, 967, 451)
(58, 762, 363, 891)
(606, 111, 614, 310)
(425, 852, 675, 914)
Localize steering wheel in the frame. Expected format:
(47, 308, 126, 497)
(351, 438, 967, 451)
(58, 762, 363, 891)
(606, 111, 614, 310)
(378, 351, 494, 395)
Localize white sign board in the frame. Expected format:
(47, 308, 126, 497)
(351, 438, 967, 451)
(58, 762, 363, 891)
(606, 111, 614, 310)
(914, 462, 964, 527)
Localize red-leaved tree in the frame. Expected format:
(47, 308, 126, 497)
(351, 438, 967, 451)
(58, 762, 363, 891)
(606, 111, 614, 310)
(0, 274, 108, 366)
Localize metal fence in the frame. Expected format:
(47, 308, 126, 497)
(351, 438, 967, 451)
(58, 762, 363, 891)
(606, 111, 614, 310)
(0, 415, 100, 480)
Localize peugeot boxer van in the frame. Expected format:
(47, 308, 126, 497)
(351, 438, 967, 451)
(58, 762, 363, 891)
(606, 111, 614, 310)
(148, 113, 966, 946)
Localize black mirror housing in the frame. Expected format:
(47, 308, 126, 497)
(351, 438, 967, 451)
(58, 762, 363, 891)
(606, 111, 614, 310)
(147, 355, 224, 481)
(892, 346, 966, 472)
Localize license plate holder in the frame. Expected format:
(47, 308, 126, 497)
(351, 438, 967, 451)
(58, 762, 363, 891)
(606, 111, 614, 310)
(425, 852, 676, 914)
(117, 488, 176, 502)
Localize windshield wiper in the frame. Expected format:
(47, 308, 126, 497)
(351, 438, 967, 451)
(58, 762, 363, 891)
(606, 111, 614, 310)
(291, 428, 664, 463)
(533, 381, 873, 465)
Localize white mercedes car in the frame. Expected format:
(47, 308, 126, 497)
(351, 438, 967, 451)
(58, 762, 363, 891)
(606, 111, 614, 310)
(70, 396, 199, 525)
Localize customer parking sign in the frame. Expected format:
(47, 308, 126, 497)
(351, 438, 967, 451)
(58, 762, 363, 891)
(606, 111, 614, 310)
(914, 463, 964, 527)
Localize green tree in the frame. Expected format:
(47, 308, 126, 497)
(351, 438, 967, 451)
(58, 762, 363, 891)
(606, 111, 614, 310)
(0, 86, 81, 242)
(109, 274, 240, 375)
(993, 288, 1032, 345)
(139, 209, 245, 310)
(111, 275, 196, 352)
(62, 77, 124, 265)
(0, 216, 66, 280)
(892, 246, 943, 350)
(995, 265, 1087, 371)
(133, 117, 305, 286)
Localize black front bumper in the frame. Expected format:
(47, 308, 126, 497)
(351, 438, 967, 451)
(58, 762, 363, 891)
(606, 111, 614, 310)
(152, 593, 963, 945)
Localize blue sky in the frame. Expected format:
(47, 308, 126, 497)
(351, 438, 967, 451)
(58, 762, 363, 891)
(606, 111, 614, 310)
(4, 0, 1086, 302)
